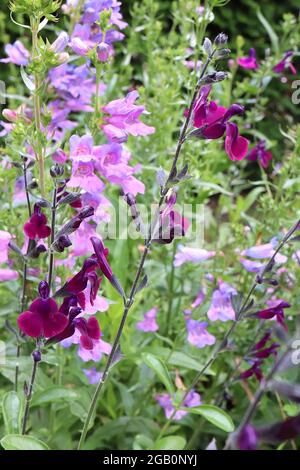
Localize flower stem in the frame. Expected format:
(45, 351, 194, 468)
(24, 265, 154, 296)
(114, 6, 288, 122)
(31, 18, 45, 197)
(77, 51, 217, 450)
(21, 349, 41, 435)
(48, 185, 57, 292)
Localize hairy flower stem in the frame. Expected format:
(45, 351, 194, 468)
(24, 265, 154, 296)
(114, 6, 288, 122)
(21, 349, 41, 435)
(48, 185, 57, 291)
(155, 218, 300, 440)
(77, 50, 218, 450)
(15, 162, 32, 391)
(31, 18, 45, 197)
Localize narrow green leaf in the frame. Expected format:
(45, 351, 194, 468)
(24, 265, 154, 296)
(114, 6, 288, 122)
(20, 67, 35, 92)
(256, 9, 279, 53)
(141, 353, 174, 395)
(2, 392, 23, 434)
(31, 387, 78, 407)
(154, 435, 186, 450)
(1, 434, 49, 450)
(181, 405, 235, 432)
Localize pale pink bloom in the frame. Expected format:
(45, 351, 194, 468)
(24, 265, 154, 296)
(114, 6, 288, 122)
(0, 230, 12, 263)
(186, 319, 216, 348)
(174, 245, 215, 267)
(136, 307, 159, 332)
(102, 90, 155, 143)
(0, 268, 19, 282)
(207, 281, 237, 322)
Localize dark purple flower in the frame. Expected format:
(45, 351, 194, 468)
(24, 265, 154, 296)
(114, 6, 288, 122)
(49, 299, 101, 351)
(255, 299, 290, 330)
(273, 51, 296, 75)
(187, 86, 249, 160)
(248, 140, 272, 169)
(225, 122, 249, 161)
(90, 237, 113, 282)
(18, 281, 68, 338)
(54, 257, 99, 308)
(237, 425, 258, 450)
(240, 331, 279, 382)
(24, 204, 51, 240)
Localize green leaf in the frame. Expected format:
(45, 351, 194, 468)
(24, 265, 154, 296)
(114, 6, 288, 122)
(167, 351, 215, 374)
(141, 353, 174, 395)
(31, 387, 78, 407)
(1, 434, 49, 450)
(2, 392, 23, 434)
(20, 67, 35, 92)
(181, 405, 235, 432)
(154, 435, 186, 450)
(256, 9, 279, 53)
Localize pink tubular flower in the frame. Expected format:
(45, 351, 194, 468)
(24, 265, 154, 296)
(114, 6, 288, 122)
(174, 244, 215, 267)
(186, 319, 216, 348)
(102, 90, 155, 143)
(1, 40, 29, 65)
(156, 390, 201, 420)
(207, 281, 237, 322)
(0, 230, 12, 263)
(136, 307, 159, 332)
(237, 48, 259, 70)
(0, 268, 19, 282)
(18, 281, 68, 338)
(23, 204, 51, 240)
(93, 143, 145, 196)
(247, 140, 272, 168)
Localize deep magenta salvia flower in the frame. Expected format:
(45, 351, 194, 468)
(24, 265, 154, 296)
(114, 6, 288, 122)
(237, 48, 259, 70)
(55, 257, 99, 308)
(225, 122, 249, 161)
(239, 331, 279, 382)
(188, 86, 249, 160)
(255, 299, 291, 330)
(18, 281, 68, 338)
(23, 204, 51, 240)
(248, 140, 272, 168)
(90, 237, 113, 282)
(273, 51, 296, 75)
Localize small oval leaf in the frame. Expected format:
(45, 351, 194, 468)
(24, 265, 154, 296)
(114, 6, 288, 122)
(2, 392, 23, 434)
(1, 434, 49, 450)
(181, 405, 235, 432)
(141, 353, 174, 395)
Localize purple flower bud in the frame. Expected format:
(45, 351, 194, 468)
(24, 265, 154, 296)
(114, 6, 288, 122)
(38, 280, 50, 299)
(214, 33, 228, 46)
(52, 234, 72, 253)
(97, 42, 110, 62)
(32, 349, 42, 363)
(50, 32, 69, 53)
